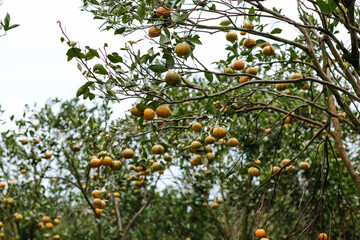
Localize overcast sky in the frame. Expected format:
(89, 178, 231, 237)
(0, 0, 129, 118)
(0, 0, 298, 120)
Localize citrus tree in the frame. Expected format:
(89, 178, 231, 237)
(0, 99, 177, 240)
(25, 0, 360, 239)
(0, 1, 19, 37)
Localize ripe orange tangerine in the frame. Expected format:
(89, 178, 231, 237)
(148, 27, 161, 38)
(156, 6, 171, 18)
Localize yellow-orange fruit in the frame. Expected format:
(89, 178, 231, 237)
(152, 144, 165, 155)
(245, 66, 258, 76)
(302, 83, 310, 90)
(205, 136, 215, 144)
(261, 42, 270, 49)
(299, 162, 309, 170)
(192, 123, 202, 132)
(156, 6, 171, 18)
(93, 198, 102, 207)
(175, 43, 191, 57)
(111, 161, 122, 170)
(248, 167, 260, 177)
(45, 222, 53, 230)
(243, 38, 256, 48)
(290, 73, 303, 79)
(90, 157, 101, 168)
(42, 216, 51, 223)
(223, 68, 234, 74)
(95, 208, 103, 215)
(44, 152, 52, 159)
(276, 83, 287, 91)
(206, 152, 215, 163)
(243, 21, 254, 29)
(233, 60, 245, 70)
(190, 141, 202, 150)
(156, 105, 171, 118)
(226, 32, 238, 42)
(14, 213, 23, 222)
(72, 145, 81, 151)
(148, 27, 161, 38)
(281, 159, 291, 167)
(210, 202, 219, 209)
(255, 229, 266, 237)
(122, 149, 135, 159)
(131, 105, 143, 117)
(165, 71, 181, 85)
(92, 190, 101, 198)
(318, 233, 328, 240)
(271, 166, 280, 175)
(263, 46, 274, 56)
(144, 108, 155, 120)
(227, 138, 239, 147)
(152, 162, 163, 171)
(100, 156, 113, 167)
(265, 128, 272, 134)
(286, 165, 296, 174)
(239, 76, 248, 83)
(212, 127, 227, 139)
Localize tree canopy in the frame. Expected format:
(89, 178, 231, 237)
(1, 0, 360, 239)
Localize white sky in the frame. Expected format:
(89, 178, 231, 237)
(0, 0, 298, 119)
(0, 0, 131, 118)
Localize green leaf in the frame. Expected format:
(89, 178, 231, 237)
(272, 43, 281, 50)
(328, 0, 338, 12)
(271, 28, 282, 34)
(8, 24, 19, 30)
(66, 48, 81, 61)
(204, 72, 213, 82)
(165, 54, 175, 68)
(232, 114, 238, 122)
(136, 104, 148, 112)
(205, 100, 216, 114)
(107, 53, 123, 63)
(188, 35, 202, 45)
(76, 84, 88, 97)
(209, 4, 216, 11)
(316, 0, 336, 14)
(114, 27, 126, 35)
(3, 13, 10, 31)
(160, 35, 171, 45)
(149, 65, 167, 73)
(86, 47, 100, 58)
(93, 64, 108, 75)
(77, 63, 82, 71)
(248, 7, 255, 22)
(256, 39, 267, 47)
(220, 20, 231, 26)
(160, 161, 166, 169)
(137, 2, 146, 21)
(107, 90, 119, 102)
